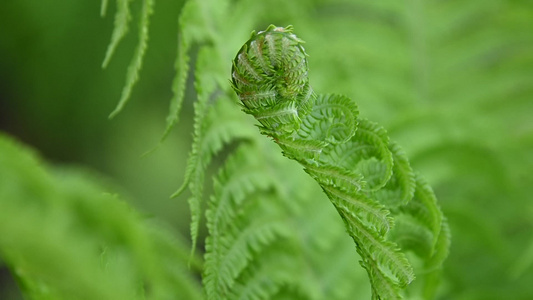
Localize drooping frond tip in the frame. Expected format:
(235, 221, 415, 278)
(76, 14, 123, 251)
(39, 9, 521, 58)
(106, 0, 153, 119)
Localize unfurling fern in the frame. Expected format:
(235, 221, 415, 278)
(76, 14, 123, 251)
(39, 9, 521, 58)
(231, 25, 449, 299)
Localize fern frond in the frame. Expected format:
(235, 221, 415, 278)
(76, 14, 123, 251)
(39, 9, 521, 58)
(230, 25, 449, 299)
(109, 0, 154, 118)
(374, 141, 415, 208)
(388, 214, 435, 258)
(233, 83, 278, 110)
(323, 184, 392, 235)
(362, 258, 403, 300)
(426, 217, 451, 270)
(172, 41, 259, 258)
(95, 0, 533, 298)
(339, 208, 415, 287)
(102, 0, 132, 67)
(304, 163, 366, 193)
(299, 93, 359, 144)
(179, 96, 256, 258)
(162, 26, 190, 140)
(0, 134, 202, 300)
(245, 100, 301, 135)
(400, 174, 443, 250)
(416, 218, 451, 300)
(229, 251, 303, 300)
(352, 119, 394, 191)
(163, 0, 232, 140)
(389, 142, 416, 204)
(322, 119, 393, 191)
(229, 267, 282, 300)
(203, 145, 289, 299)
(273, 137, 328, 161)
(206, 216, 290, 300)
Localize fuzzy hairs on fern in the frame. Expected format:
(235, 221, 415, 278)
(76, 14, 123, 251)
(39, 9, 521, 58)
(231, 25, 449, 300)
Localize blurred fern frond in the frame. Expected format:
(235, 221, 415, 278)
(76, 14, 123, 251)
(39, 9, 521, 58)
(0, 134, 202, 299)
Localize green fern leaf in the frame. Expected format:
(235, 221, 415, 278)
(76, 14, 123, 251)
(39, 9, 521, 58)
(245, 100, 301, 135)
(304, 163, 366, 193)
(0, 134, 202, 300)
(109, 0, 153, 118)
(273, 137, 328, 161)
(162, 28, 190, 140)
(102, 0, 132, 67)
(322, 184, 392, 235)
(374, 141, 415, 208)
(400, 175, 443, 250)
(172, 42, 258, 260)
(203, 145, 289, 299)
(230, 25, 448, 299)
(179, 97, 257, 259)
(339, 208, 415, 287)
(299, 93, 359, 144)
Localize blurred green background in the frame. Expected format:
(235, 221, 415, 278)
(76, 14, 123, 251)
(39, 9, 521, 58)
(0, 0, 193, 227)
(1, 1, 193, 297)
(1, 0, 532, 299)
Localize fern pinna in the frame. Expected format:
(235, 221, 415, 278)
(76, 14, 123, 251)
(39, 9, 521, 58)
(231, 25, 450, 299)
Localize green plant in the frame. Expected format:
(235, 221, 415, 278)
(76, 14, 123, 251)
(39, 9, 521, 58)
(0, 134, 202, 299)
(230, 24, 448, 299)
(1, 0, 532, 299)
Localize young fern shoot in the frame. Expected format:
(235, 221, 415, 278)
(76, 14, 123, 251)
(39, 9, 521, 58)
(231, 25, 449, 299)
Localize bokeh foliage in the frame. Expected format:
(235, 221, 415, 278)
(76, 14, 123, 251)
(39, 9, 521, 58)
(0, 0, 532, 299)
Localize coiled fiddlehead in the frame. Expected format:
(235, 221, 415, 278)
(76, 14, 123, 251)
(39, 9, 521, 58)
(231, 25, 448, 299)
